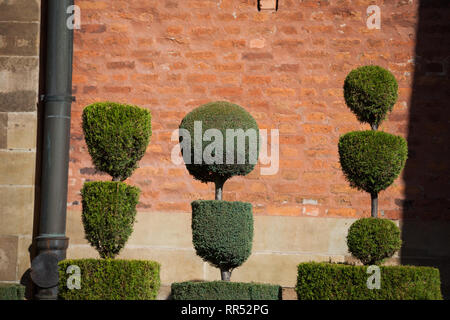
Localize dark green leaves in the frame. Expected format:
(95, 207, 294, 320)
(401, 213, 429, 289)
(191, 200, 253, 271)
(82, 102, 151, 181)
(344, 65, 398, 128)
(347, 217, 402, 265)
(338, 130, 408, 194)
(179, 101, 259, 184)
(81, 181, 140, 259)
(0, 284, 25, 300)
(58, 259, 160, 300)
(296, 262, 442, 300)
(171, 281, 281, 300)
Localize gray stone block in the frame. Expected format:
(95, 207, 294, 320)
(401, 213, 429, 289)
(0, 0, 40, 22)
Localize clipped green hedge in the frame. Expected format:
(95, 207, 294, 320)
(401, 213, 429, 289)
(82, 101, 151, 181)
(81, 181, 140, 259)
(347, 218, 402, 265)
(0, 284, 25, 300)
(58, 259, 160, 300)
(338, 130, 408, 194)
(171, 281, 281, 300)
(296, 262, 442, 300)
(179, 101, 259, 184)
(344, 65, 398, 128)
(192, 200, 253, 271)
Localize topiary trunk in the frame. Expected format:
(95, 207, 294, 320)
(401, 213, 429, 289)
(371, 193, 378, 218)
(371, 121, 378, 218)
(214, 178, 232, 281)
(221, 269, 231, 281)
(215, 179, 224, 201)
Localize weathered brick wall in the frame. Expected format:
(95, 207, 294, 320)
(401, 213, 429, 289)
(0, 0, 40, 283)
(69, 0, 417, 219)
(64, 0, 450, 291)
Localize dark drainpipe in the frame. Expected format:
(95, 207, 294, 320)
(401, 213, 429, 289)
(31, 0, 75, 300)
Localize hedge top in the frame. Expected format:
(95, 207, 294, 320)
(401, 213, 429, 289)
(82, 101, 151, 181)
(58, 259, 160, 300)
(296, 262, 442, 300)
(338, 130, 408, 194)
(344, 65, 398, 128)
(179, 101, 259, 184)
(171, 281, 281, 300)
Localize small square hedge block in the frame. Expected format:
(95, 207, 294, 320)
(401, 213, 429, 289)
(0, 283, 25, 300)
(58, 259, 160, 300)
(171, 281, 281, 300)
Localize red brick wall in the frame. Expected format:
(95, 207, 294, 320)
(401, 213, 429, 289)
(69, 0, 419, 219)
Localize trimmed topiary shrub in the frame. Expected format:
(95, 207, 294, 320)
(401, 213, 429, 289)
(296, 262, 442, 300)
(179, 101, 259, 195)
(338, 131, 408, 195)
(344, 65, 398, 129)
(71, 102, 159, 299)
(58, 259, 160, 300)
(82, 102, 151, 181)
(171, 281, 281, 300)
(0, 284, 25, 300)
(179, 101, 260, 281)
(340, 66, 407, 217)
(192, 200, 253, 271)
(81, 181, 140, 259)
(347, 217, 402, 265)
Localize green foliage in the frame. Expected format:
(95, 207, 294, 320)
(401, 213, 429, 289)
(344, 65, 398, 127)
(191, 200, 253, 271)
(179, 101, 259, 185)
(296, 262, 442, 300)
(0, 284, 25, 300)
(58, 259, 160, 300)
(81, 181, 140, 259)
(347, 217, 402, 265)
(338, 131, 408, 194)
(82, 102, 151, 181)
(171, 281, 281, 300)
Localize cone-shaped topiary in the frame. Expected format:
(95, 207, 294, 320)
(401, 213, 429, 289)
(344, 65, 398, 130)
(347, 217, 402, 265)
(81, 102, 152, 260)
(82, 102, 151, 181)
(179, 101, 259, 198)
(179, 101, 259, 281)
(81, 181, 140, 259)
(338, 131, 408, 195)
(191, 200, 253, 272)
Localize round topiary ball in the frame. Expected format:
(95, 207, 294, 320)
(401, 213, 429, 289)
(191, 200, 253, 271)
(82, 102, 151, 181)
(179, 101, 259, 184)
(344, 65, 398, 128)
(347, 217, 402, 265)
(338, 131, 408, 195)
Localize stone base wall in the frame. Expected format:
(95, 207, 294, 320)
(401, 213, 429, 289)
(0, 0, 40, 283)
(67, 211, 393, 287)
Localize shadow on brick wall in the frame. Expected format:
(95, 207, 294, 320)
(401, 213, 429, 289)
(401, 0, 450, 299)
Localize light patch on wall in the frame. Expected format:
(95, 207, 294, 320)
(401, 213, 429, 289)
(258, 0, 278, 12)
